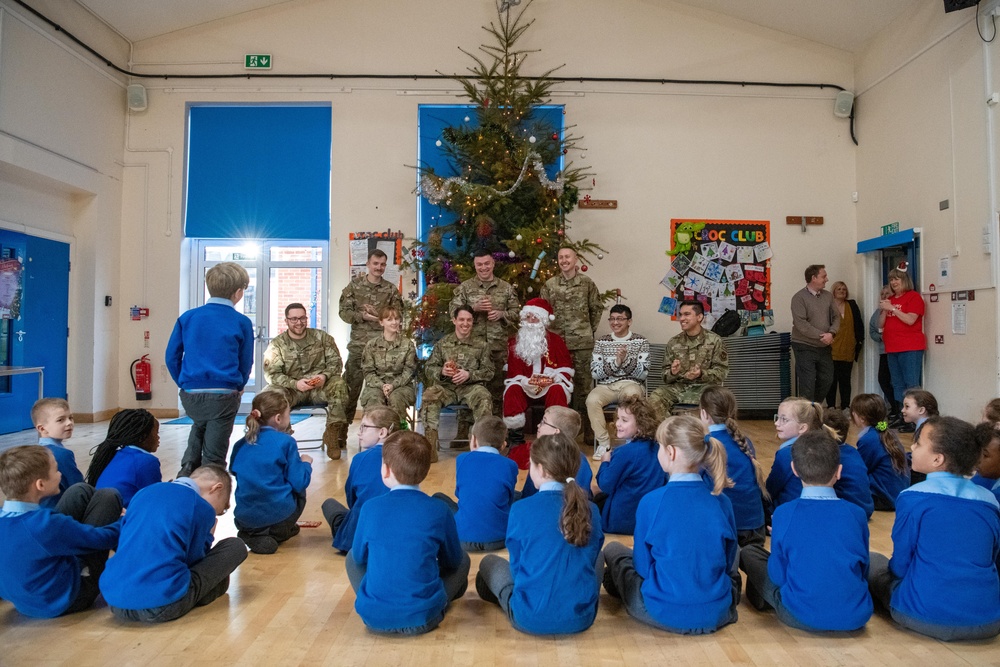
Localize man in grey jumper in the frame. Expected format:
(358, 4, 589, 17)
(790, 265, 840, 402)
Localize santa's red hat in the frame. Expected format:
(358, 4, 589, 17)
(521, 297, 555, 322)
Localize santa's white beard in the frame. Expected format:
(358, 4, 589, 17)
(515, 319, 548, 364)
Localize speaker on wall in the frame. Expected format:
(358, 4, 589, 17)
(943, 0, 979, 13)
(833, 90, 854, 118)
(127, 84, 147, 112)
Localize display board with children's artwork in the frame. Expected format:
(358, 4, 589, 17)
(660, 219, 773, 331)
(348, 230, 404, 290)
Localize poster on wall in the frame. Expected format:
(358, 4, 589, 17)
(0, 257, 24, 320)
(661, 219, 772, 330)
(348, 230, 404, 289)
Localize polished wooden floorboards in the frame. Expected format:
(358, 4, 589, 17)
(0, 416, 996, 666)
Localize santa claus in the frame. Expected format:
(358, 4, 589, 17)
(503, 298, 575, 430)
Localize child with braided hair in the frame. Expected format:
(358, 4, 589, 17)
(87, 409, 161, 508)
(850, 394, 909, 511)
(699, 386, 768, 547)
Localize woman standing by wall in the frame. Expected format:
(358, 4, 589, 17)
(826, 282, 864, 410)
(877, 269, 926, 410)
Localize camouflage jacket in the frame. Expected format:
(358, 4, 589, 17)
(362, 334, 417, 389)
(448, 277, 520, 353)
(424, 333, 494, 387)
(338, 273, 403, 350)
(263, 329, 343, 389)
(662, 329, 729, 386)
(540, 273, 603, 350)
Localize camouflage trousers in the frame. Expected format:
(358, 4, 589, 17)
(649, 383, 711, 419)
(420, 383, 493, 430)
(569, 347, 594, 421)
(262, 379, 347, 426)
(342, 344, 366, 423)
(457, 348, 506, 431)
(359, 384, 416, 422)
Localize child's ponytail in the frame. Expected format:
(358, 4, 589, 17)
(86, 409, 156, 485)
(702, 435, 731, 496)
(656, 415, 734, 495)
(850, 394, 907, 474)
(245, 391, 290, 444)
(530, 433, 592, 547)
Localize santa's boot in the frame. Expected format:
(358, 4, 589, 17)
(323, 424, 342, 460)
(425, 428, 440, 463)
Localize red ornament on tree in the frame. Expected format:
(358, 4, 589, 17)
(557, 229, 564, 236)
(581, 265, 588, 272)
(536, 238, 543, 244)
(551, 133, 558, 140)
(477, 220, 493, 238)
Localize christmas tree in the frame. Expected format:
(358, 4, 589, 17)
(407, 0, 609, 344)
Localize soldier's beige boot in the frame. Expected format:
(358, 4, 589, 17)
(323, 424, 341, 460)
(337, 422, 348, 450)
(453, 416, 471, 448)
(425, 428, 439, 463)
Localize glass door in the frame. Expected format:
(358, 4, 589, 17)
(192, 240, 328, 405)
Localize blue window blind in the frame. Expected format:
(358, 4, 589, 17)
(185, 105, 331, 240)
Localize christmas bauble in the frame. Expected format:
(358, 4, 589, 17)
(516, 234, 522, 241)
(529, 136, 536, 144)
(598, 254, 604, 260)
(536, 238, 543, 244)
(551, 133, 558, 140)
(581, 265, 588, 272)
(508, 251, 516, 258)
(435, 140, 442, 147)
(527, 286, 533, 293)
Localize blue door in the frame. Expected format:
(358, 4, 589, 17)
(0, 231, 70, 434)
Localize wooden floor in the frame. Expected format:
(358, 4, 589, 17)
(1, 415, 997, 666)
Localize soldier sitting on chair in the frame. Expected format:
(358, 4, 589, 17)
(649, 300, 729, 417)
(262, 303, 349, 460)
(420, 305, 494, 463)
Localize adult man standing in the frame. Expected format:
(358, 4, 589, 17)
(586, 304, 649, 459)
(502, 298, 574, 433)
(650, 300, 728, 416)
(790, 264, 840, 402)
(263, 303, 349, 460)
(540, 247, 603, 441)
(421, 306, 494, 462)
(339, 249, 403, 424)
(448, 248, 520, 417)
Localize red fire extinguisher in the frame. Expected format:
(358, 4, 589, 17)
(131, 354, 152, 401)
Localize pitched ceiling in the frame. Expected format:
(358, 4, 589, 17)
(77, 0, 918, 53)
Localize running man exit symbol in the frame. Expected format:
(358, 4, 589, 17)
(245, 54, 272, 69)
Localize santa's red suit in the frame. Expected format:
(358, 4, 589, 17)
(502, 329, 574, 430)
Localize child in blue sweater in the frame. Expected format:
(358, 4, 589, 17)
(477, 432, 604, 634)
(902, 389, 939, 485)
(434, 415, 518, 551)
(741, 429, 873, 632)
(347, 431, 470, 635)
(31, 397, 84, 508)
(519, 406, 593, 499)
(230, 392, 313, 555)
(822, 408, 877, 518)
(603, 414, 739, 635)
(85, 409, 161, 508)
(0, 445, 121, 618)
(322, 406, 396, 552)
(849, 394, 909, 511)
(869, 416, 1000, 641)
(972, 422, 1000, 503)
(700, 386, 768, 547)
(100, 465, 247, 622)
(591, 395, 666, 535)
(166, 261, 253, 477)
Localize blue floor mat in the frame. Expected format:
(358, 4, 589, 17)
(163, 414, 313, 426)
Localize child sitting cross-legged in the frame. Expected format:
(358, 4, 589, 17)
(849, 394, 909, 511)
(433, 415, 518, 551)
(740, 429, 873, 632)
(519, 406, 592, 499)
(0, 445, 121, 618)
(347, 431, 471, 635)
(86, 409, 162, 508)
(322, 406, 397, 553)
(100, 465, 247, 623)
(602, 415, 740, 635)
(868, 416, 1000, 641)
(32, 397, 85, 508)
(476, 432, 604, 635)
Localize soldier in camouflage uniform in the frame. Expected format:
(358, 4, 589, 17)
(338, 249, 404, 424)
(263, 303, 349, 460)
(540, 247, 604, 440)
(359, 305, 417, 419)
(650, 300, 729, 417)
(448, 249, 520, 427)
(420, 305, 494, 462)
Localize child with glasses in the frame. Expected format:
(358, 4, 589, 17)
(518, 406, 593, 500)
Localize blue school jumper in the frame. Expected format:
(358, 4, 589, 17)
(333, 444, 389, 552)
(854, 426, 908, 510)
(351, 487, 465, 632)
(96, 446, 162, 508)
(39, 438, 84, 509)
(0, 500, 120, 618)
(634, 473, 738, 633)
(100, 479, 216, 609)
(454, 447, 518, 545)
(970, 475, 1000, 504)
(888, 473, 1000, 628)
(165, 298, 254, 391)
(709, 424, 765, 531)
(596, 437, 667, 534)
(767, 437, 875, 517)
(769, 487, 873, 631)
(765, 437, 799, 509)
(506, 481, 604, 634)
(521, 451, 593, 500)
(230, 426, 312, 529)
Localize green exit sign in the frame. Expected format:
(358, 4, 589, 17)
(245, 54, 272, 69)
(881, 221, 899, 236)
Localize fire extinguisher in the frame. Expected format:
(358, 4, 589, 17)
(131, 354, 152, 401)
